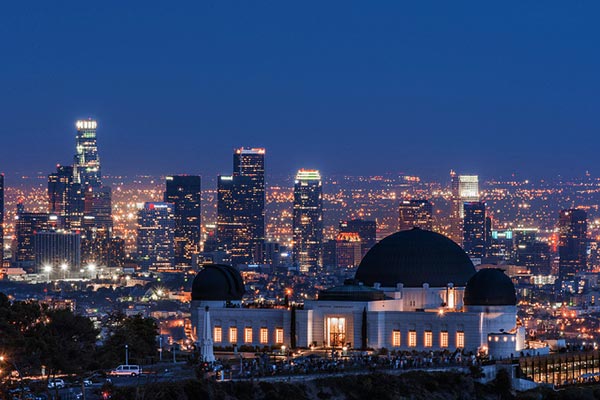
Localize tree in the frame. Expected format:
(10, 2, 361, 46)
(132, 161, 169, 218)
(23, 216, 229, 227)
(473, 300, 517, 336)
(99, 313, 158, 367)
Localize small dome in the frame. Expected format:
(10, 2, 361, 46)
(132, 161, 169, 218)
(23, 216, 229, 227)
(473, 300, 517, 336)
(191, 264, 245, 301)
(464, 268, 516, 306)
(355, 228, 476, 288)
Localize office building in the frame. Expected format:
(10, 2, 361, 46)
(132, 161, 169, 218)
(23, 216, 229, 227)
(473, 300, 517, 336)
(48, 165, 85, 229)
(216, 148, 266, 265)
(450, 172, 479, 245)
(334, 232, 362, 268)
(164, 175, 201, 266)
(14, 209, 52, 271)
(232, 148, 265, 263)
(558, 209, 588, 282)
(339, 219, 377, 257)
(137, 202, 175, 269)
(292, 169, 323, 271)
(398, 200, 433, 232)
(34, 230, 81, 275)
(463, 202, 487, 259)
(74, 119, 101, 187)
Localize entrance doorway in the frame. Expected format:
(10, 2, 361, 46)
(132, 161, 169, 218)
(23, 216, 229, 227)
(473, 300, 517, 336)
(326, 317, 346, 347)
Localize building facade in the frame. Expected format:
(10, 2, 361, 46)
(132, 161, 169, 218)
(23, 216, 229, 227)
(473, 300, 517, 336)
(398, 199, 433, 232)
(191, 229, 520, 357)
(292, 169, 323, 272)
(74, 119, 101, 188)
(164, 175, 202, 266)
(558, 209, 588, 283)
(137, 202, 175, 269)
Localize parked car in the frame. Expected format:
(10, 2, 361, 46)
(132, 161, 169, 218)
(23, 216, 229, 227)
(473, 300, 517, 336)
(108, 365, 142, 377)
(47, 379, 65, 389)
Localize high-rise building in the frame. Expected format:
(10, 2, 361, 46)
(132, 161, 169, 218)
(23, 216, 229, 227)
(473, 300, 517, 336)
(137, 202, 175, 269)
(0, 173, 3, 264)
(84, 185, 113, 230)
(232, 148, 265, 262)
(558, 209, 588, 282)
(514, 228, 551, 275)
(339, 219, 377, 257)
(164, 175, 201, 266)
(74, 119, 101, 188)
(450, 172, 479, 245)
(292, 169, 323, 272)
(14, 209, 51, 271)
(34, 230, 81, 274)
(462, 202, 486, 259)
(334, 232, 362, 268)
(216, 148, 266, 266)
(398, 200, 433, 232)
(48, 165, 85, 229)
(489, 229, 514, 262)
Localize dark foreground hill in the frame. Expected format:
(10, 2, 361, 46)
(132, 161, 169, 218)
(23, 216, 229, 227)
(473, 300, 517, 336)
(106, 370, 554, 400)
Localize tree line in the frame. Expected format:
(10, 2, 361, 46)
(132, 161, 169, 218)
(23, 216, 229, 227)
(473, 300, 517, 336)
(0, 292, 158, 379)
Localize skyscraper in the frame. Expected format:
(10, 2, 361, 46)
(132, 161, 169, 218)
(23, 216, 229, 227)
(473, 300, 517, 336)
(74, 119, 101, 187)
(48, 165, 85, 229)
(164, 175, 201, 266)
(339, 219, 377, 257)
(292, 169, 323, 272)
(216, 148, 266, 265)
(398, 199, 433, 232)
(462, 201, 487, 259)
(450, 172, 479, 245)
(14, 208, 51, 271)
(558, 209, 588, 282)
(137, 202, 175, 269)
(232, 148, 265, 262)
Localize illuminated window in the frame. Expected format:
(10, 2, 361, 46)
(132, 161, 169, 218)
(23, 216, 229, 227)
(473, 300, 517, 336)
(424, 331, 433, 347)
(392, 330, 401, 347)
(276, 328, 284, 344)
(456, 331, 465, 348)
(408, 330, 417, 347)
(229, 327, 238, 344)
(260, 328, 269, 344)
(440, 331, 448, 348)
(214, 326, 222, 343)
(244, 327, 253, 343)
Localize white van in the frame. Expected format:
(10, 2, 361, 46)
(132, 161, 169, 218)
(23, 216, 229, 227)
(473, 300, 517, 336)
(109, 365, 142, 376)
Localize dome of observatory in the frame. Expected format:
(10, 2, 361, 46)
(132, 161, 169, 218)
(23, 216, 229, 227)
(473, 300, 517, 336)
(191, 264, 245, 301)
(354, 228, 476, 288)
(463, 268, 517, 306)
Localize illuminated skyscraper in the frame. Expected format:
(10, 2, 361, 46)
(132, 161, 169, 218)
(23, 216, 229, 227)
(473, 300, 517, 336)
(216, 148, 266, 265)
(74, 119, 101, 187)
(137, 202, 175, 269)
(164, 175, 201, 266)
(462, 201, 486, 259)
(232, 148, 265, 262)
(558, 209, 588, 282)
(450, 172, 479, 245)
(48, 165, 85, 229)
(293, 169, 323, 271)
(398, 199, 433, 232)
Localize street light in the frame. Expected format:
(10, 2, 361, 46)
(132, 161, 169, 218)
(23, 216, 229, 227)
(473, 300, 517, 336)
(60, 263, 68, 280)
(43, 265, 52, 282)
(125, 344, 129, 365)
(87, 263, 96, 279)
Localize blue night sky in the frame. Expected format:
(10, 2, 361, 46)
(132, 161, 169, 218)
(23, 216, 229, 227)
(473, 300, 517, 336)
(0, 1, 599, 180)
